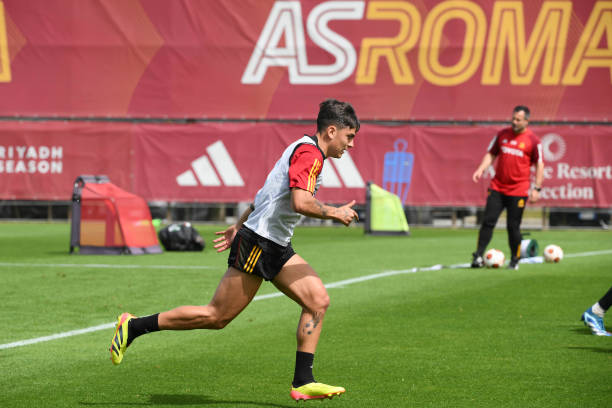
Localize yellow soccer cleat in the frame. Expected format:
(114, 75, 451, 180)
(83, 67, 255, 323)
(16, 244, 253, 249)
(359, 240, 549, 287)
(290, 382, 346, 401)
(109, 313, 135, 365)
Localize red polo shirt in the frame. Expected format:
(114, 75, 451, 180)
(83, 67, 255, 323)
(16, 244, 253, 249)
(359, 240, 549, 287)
(488, 127, 543, 196)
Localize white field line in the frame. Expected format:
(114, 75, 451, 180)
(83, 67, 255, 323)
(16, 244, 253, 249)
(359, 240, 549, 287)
(564, 249, 612, 258)
(1, 249, 611, 351)
(1, 268, 423, 350)
(0, 262, 214, 270)
(0, 323, 117, 350)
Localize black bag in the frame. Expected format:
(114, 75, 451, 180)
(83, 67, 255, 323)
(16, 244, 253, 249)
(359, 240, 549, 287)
(158, 222, 205, 251)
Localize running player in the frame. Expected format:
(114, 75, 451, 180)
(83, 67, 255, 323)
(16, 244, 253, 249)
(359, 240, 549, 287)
(471, 105, 544, 270)
(109, 99, 360, 401)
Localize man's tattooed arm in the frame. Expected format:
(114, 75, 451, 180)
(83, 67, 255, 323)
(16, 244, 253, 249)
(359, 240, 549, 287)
(314, 201, 328, 217)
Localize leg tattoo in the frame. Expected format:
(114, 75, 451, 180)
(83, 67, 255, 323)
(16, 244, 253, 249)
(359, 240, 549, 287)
(302, 312, 323, 335)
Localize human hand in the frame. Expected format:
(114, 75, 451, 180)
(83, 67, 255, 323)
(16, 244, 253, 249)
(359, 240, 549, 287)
(213, 225, 238, 253)
(336, 200, 359, 226)
(472, 169, 483, 183)
(529, 189, 540, 203)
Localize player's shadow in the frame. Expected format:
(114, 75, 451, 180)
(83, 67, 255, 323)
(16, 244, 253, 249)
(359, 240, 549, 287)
(569, 326, 598, 336)
(81, 394, 294, 407)
(150, 394, 292, 407)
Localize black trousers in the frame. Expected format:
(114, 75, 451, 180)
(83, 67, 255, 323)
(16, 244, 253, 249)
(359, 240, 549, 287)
(476, 189, 528, 260)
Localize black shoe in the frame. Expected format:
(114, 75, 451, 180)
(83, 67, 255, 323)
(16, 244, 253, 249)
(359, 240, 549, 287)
(471, 252, 484, 268)
(507, 258, 519, 270)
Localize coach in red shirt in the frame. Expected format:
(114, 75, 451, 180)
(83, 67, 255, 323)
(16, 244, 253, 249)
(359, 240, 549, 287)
(471, 105, 544, 270)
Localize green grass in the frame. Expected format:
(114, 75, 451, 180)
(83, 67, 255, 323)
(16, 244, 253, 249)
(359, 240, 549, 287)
(1, 222, 611, 407)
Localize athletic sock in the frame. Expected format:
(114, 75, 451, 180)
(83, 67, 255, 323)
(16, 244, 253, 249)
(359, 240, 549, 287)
(591, 303, 605, 318)
(127, 313, 160, 346)
(292, 351, 315, 388)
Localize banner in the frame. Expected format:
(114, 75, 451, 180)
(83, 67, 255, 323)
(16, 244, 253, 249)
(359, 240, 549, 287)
(0, 121, 133, 200)
(0, 0, 611, 121)
(2, 121, 611, 208)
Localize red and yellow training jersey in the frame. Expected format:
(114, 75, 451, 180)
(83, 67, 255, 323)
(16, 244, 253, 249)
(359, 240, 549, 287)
(289, 143, 324, 194)
(488, 127, 543, 196)
(245, 135, 324, 246)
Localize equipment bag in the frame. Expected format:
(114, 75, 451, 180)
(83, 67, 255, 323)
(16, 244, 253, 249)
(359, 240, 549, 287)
(519, 238, 539, 258)
(158, 222, 205, 251)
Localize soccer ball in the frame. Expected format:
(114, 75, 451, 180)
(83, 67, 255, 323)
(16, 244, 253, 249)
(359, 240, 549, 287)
(484, 248, 505, 268)
(544, 244, 563, 263)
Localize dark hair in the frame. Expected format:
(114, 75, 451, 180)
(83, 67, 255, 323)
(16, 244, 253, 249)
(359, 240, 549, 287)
(317, 99, 360, 133)
(513, 105, 530, 120)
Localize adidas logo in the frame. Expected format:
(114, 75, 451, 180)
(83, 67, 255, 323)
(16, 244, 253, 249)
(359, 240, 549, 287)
(177, 141, 245, 187)
(176, 141, 364, 189)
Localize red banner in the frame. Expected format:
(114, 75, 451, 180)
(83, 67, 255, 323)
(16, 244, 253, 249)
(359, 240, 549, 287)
(1, 121, 611, 208)
(0, 0, 611, 121)
(0, 121, 133, 200)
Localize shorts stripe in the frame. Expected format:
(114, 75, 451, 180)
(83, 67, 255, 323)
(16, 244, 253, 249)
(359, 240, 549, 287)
(248, 247, 263, 273)
(244, 246, 258, 272)
(247, 247, 262, 273)
(228, 227, 296, 281)
(245, 245, 262, 273)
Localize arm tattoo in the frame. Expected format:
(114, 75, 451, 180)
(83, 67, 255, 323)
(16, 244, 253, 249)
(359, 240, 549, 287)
(315, 201, 328, 217)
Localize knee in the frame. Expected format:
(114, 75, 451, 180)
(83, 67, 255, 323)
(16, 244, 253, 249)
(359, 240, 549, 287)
(208, 311, 230, 330)
(506, 223, 520, 235)
(308, 292, 330, 315)
(209, 318, 231, 330)
(202, 306, 233, 330)
(482, 218, 497, 228)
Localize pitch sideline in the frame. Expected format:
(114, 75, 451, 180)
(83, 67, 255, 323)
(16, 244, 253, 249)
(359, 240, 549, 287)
(1, 248, 611, 351)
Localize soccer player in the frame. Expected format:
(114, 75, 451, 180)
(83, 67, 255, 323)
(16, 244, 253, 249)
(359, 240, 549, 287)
(470, 105, 544, 270)
(581, 286, 612, 336)
(109, 99, 360, 401)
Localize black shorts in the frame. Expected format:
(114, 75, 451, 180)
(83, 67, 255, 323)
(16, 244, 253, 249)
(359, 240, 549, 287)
(227, 226, 295, 281)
